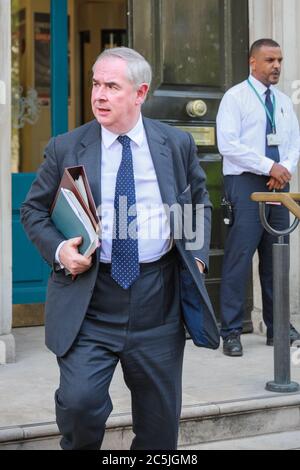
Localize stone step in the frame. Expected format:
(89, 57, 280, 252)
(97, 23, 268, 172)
(182, 430, 300, 450)
(0, 394, 299, 450)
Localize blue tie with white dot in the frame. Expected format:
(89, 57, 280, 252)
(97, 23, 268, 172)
(111, 135, 140, 289)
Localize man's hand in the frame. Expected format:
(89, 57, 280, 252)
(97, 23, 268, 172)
(196, 259, 205, 274)
(59, 237, 94, 276)
(269, 163, 291, 186)
(267, 176, 287, 191)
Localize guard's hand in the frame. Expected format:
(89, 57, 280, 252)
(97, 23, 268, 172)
(267, 177, 286, 191)
(269, 163, 291, 186)
(59, 237, 93, 276)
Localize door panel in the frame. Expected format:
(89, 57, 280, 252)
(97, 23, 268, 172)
(129, 0, 249, 131)
(128, 0, 252, 330)
(11, 0, 71, 311)
(161, 0, 221, 87)
(12, 173, 50, 304)
(11, 1, 52, 309)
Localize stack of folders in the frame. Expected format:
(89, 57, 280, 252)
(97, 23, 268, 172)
(50, 166, 100, 257)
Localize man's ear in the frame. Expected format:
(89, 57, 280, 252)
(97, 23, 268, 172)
(136, 84, 149, 105)
(250, 56, 256, 72)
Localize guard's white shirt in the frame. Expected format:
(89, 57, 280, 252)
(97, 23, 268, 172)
(216, 75, 300, 176)
(100, 114, 171, 263)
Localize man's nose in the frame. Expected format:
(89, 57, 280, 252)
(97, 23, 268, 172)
(95, 85, 107, 100)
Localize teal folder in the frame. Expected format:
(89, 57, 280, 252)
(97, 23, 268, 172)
(51, 189, 98, 256)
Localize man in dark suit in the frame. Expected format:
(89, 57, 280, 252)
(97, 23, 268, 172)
(21, 47, 218, 450)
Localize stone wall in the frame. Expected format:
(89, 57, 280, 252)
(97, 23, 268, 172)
(0, 0, 15, 362)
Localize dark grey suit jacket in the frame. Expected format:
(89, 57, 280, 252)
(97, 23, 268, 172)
(21, 117, 219, 356)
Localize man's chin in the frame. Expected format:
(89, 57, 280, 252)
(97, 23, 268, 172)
(95, 115, 111, 127)
(270, 75, 280, 84)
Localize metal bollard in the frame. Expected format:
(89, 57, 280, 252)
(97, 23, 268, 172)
(251, 193, 300, 393)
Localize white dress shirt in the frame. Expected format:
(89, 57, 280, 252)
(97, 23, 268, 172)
(55, 116, 205, 269)
(100, 114, 171, 263)
(217, 75, 300, 176)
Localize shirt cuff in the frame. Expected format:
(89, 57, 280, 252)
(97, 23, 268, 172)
(261, 157, 275, 176)
(55, 241, 67, 269)
(195, 257, 206, 273)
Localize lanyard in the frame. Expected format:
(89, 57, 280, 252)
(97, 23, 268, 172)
(247, 79, 277, 133)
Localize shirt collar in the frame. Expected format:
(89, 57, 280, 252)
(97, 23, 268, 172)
(101, 114, 144, 149)
(249, 74, 275, 96)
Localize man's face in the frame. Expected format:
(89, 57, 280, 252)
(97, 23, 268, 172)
(250, 46, 283, 86)
(91, 57, 148, 134)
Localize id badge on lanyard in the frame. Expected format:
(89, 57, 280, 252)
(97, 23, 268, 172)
(247, 79, 282, 146)
(267, 133, 282, 146)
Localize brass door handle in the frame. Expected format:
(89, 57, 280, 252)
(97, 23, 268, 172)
(186, 100, 207, 118)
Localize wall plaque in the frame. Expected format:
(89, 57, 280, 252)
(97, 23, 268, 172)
(176, 126, 215, 146)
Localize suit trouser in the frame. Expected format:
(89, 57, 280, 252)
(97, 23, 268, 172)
(55, 250, 186, 450)
(220, 173, 289, 339)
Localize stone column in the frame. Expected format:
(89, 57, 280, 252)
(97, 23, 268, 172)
(249, 0, 300, 333)
(0, 0, 15, 363)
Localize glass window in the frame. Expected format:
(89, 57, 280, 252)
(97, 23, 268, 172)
(162, 0, 221, 87)
(11, 0, 127, 162)
(11, 0, 51, 173)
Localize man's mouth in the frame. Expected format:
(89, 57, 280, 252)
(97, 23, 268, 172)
(97, 107, 110, 114)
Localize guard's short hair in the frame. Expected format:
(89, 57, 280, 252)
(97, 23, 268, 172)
(249, 39, 281, 58)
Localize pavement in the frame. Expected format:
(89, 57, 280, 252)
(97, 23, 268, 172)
(1, 326, 300, 432)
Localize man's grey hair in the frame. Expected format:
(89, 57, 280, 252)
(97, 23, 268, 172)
(92, 47, 152, 89)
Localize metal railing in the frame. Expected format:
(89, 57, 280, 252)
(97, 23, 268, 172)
(251, 192, 300, 393)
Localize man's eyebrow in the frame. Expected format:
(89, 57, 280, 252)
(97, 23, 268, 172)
(92, 79, 119, 86)
(105, 81, 120, 87)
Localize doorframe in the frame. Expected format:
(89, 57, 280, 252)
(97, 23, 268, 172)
(12, 1, 69, 309)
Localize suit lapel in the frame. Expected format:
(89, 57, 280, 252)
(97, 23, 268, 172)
(77, 120, 102, 208)
(77, 118, 177, 210)
(143, 118, 177, 209)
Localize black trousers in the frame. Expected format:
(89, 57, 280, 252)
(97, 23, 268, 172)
(220, 173, 290, 339)
(55, 250, 185, 450)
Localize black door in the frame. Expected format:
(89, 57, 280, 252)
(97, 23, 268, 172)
(128, 0, 253, 331)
